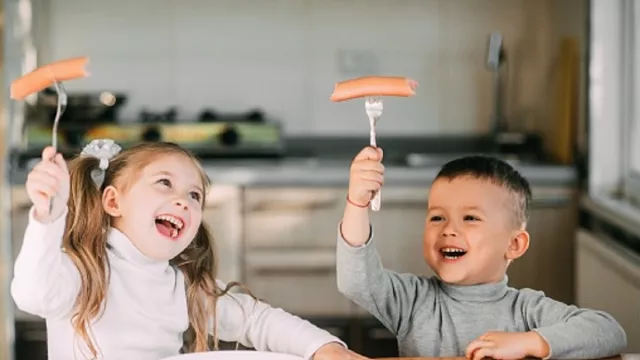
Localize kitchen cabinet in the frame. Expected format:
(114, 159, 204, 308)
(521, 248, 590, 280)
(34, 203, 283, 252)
(242, 187, 352, 316)
(356, 317, 399, 358)
(14, 321, 47, 360)
(201, 185, 243, 283)
(243, 187, 344, 250)
(242, 184, 579, 318)
(575, 228, 640, 352)
(506, 186, 578, 304)
(368, 187, 432, 277)
(243, 249, 354, 317)
(10, 187, 31, 261)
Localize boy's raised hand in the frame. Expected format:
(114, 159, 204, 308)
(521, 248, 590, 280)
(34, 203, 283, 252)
(347, 146, 384, 208)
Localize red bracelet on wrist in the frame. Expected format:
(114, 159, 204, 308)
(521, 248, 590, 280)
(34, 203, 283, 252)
(346, 195, 369, 208)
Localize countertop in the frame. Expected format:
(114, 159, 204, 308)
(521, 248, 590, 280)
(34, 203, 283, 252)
(9, 158, 578, 187)
(376, 357, 634, 360)
(198, 159, 577, 187)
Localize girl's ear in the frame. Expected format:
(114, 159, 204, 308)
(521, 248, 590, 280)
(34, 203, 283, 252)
(102, 185, 122, 217)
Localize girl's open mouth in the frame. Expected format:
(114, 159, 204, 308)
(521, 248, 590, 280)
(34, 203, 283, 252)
(154, 214, 185, 240)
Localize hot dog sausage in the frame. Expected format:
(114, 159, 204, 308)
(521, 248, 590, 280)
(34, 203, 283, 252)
(330, 76, 418, 102)
(10, 56, 90, 100)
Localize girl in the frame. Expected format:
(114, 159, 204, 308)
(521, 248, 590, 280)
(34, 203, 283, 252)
(12, 140, 367, 360)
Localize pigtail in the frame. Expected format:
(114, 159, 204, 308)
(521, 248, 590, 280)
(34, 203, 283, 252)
(173, 223, 219, 352)
(62, 155, 111, 358)
(173, 221, 255, 353)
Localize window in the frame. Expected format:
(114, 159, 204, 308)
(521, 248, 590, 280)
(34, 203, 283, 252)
(589, 0, 640, 224)
(628, 0, 640, 205)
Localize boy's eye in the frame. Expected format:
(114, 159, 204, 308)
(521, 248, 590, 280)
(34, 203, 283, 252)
(158, 178, 171, 187)
(464, 215, 480, 221)
(429, 215, 443, 222)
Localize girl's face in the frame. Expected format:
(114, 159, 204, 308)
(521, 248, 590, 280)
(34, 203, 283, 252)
(103, 153, 205, 261)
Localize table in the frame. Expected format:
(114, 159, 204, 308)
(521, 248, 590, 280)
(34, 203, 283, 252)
(376, 355, 640, 360)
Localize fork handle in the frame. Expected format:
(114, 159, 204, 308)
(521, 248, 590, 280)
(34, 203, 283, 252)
(371, 190, 381, 211)
(369, 124, 381, 211)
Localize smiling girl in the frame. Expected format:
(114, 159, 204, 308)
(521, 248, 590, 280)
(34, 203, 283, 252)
(11, 140, 365, 360)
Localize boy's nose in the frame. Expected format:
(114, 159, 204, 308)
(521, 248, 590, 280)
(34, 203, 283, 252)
(442, 223, 458, 237)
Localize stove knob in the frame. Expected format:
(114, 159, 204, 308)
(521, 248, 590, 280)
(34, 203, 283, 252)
(141, 126, 162, 142)
(218, 125, 240, 147)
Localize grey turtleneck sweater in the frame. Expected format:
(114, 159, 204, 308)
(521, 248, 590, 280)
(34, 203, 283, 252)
(336, 232, 627, 358)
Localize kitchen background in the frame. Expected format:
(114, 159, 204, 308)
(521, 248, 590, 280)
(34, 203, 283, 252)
(2, 0, 639, 359)
(33, 0, 584, 137)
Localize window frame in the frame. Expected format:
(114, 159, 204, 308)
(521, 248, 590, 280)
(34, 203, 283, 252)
(588, 0, 640, 232)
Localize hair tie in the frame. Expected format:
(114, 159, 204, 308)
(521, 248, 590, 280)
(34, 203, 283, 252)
(80, 139, 122, 187)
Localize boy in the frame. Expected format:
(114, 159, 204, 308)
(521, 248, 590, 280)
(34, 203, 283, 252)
(336, 147, 627, 360)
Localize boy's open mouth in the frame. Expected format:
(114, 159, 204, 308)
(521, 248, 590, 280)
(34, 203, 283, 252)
(155, 214, 185, 240)
(439, 247, 467, 260)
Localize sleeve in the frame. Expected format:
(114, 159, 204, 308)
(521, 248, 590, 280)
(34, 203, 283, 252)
(212, 280, 345, 360)
(10, 206, 82, 319)
(521, 288, 627, 359)
(335, 223, 428, 337)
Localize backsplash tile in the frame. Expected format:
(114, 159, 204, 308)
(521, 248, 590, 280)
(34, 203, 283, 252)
(35, 0, 584, 136)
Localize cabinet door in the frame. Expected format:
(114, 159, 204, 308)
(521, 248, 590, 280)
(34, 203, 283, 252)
(575, 229, 640, 353)
(368, 187, 433, 277)
(352, 187, 433, 317)
(356, 317, 399, 358)
(243, 250, 353, 317)
(243, 187, 344, 250)
(201, 185, 243, 283)
(506, 186, 577, 304)
(15, 321, 48, 360)
(11, 187, 31, 261)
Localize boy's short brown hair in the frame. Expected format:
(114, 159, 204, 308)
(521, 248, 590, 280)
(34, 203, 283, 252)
(434, 155, 532, 228)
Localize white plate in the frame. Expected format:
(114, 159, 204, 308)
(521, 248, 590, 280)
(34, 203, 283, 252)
(161, 350, 304, 360)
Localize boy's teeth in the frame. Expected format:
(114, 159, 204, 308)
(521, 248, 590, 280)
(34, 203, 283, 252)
(442, 247, 465, 253)
(171, 228, 178, 238)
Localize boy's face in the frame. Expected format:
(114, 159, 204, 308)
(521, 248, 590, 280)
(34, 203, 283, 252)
(423, 176, 529, 285)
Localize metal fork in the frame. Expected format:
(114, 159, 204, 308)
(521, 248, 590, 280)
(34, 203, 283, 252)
(48, 80, 68, 214)
(365, 96, 383, 211)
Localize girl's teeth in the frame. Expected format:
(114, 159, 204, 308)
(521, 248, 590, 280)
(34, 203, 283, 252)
(171, 229, 178, 238)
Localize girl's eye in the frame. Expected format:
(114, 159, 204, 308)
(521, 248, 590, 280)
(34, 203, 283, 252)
(158, 178, 171, 187)
(464, 215, 480, 221)
(190, 192, 201, 202)
(429, 216, 443, 222)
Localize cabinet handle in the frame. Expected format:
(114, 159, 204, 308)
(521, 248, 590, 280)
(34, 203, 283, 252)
(531, 196, 572, 207)
(321, 327, 343, 337)
(368, 328, 395, 340)
(22, 330, 47, 341)
(248, 199, 340, 212)
(251, 266, 335, 276)
(376, 200, 427, 208)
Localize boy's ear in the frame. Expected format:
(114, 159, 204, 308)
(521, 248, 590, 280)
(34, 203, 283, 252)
(102, 185, 122, 217)
(506, 230, 529, 261)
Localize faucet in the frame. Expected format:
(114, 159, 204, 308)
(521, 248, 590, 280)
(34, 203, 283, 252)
(485, 32, 507, 149)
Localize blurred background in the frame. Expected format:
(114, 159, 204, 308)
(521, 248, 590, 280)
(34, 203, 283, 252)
(0, 0, 638, 358)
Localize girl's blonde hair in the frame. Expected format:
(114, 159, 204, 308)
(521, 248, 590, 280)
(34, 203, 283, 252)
(63, 141, 236, 357)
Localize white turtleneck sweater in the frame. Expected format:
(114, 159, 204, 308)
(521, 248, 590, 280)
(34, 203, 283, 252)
(11, 207, 342, 360)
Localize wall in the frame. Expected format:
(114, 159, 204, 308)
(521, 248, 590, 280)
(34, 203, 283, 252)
(33, 0, 583, 136)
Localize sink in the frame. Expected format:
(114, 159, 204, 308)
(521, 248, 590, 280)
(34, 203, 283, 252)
(404, 153, 527, 168)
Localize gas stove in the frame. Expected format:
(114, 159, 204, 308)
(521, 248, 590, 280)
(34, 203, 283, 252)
(16, 106, 286, 160)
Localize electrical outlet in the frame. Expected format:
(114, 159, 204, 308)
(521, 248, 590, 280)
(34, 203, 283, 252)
(336, 49, 379, 76)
